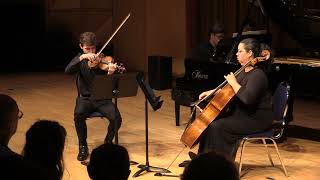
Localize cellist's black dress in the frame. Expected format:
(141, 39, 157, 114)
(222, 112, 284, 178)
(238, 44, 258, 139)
(198, 67, 273, 160)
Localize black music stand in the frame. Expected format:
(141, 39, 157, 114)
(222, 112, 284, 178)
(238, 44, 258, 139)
(132, 72, 170, 178)
(91, 72, 139, 165)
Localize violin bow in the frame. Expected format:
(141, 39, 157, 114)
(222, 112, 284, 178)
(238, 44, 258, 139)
(96, 13, 131, 57)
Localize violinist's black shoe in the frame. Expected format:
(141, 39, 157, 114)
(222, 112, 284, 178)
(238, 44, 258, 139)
(77, 145, 89, 161)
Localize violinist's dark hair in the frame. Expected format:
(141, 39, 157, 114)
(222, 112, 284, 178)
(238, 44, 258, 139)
(79, 32, 97, 46)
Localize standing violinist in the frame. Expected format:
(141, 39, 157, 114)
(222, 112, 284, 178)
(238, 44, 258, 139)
(65, 32, 122, 161)
(197, 38, 273, 160)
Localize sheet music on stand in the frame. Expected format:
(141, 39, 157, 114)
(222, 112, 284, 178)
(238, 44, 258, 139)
(91, 72, 138, 101)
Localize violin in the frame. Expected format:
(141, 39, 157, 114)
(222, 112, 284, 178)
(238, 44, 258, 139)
(96, 54, 126, 74)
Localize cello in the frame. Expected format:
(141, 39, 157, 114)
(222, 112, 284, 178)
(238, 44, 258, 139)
(180, 50, 271, 148)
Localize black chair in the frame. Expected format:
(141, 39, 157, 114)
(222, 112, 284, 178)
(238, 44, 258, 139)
(237, 82, 290, 177)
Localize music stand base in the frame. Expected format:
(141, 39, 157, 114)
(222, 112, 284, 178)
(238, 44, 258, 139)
(132, 164, 171, 178)
(154, 172, 180, 177)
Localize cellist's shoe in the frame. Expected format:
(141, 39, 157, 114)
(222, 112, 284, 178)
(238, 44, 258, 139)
(188, 151, 197, 160)
(178, 152, 197, 167)
(178, 160, 191, 167)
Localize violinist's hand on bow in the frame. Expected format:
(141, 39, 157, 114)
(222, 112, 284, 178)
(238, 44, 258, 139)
(224, 72, 241, 93)
(80, 53, 99, 68)
(80, 53, 97, 62)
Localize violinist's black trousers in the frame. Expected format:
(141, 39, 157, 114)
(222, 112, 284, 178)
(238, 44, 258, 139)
(73, 97, 122, 145)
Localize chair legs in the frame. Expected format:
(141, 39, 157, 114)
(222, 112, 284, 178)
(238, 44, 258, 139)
(237, 138, 289, 177)
(269, 138, 289, 177)
(238, 139, 247, 176)
(262, 138, 274, 166)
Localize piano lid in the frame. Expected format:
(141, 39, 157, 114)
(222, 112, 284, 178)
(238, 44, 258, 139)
(257, 0, 320, 49)
(274, 56, 320, 67)
(232, 30, 268, 38)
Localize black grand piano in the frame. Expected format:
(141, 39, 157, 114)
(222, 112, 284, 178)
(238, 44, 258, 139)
(172, 0, 320, 127)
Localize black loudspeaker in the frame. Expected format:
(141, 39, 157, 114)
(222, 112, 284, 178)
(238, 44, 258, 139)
(148, 56, 172, 90)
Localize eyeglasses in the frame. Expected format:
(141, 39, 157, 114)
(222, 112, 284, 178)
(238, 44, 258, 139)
(18, 110, 23, 119)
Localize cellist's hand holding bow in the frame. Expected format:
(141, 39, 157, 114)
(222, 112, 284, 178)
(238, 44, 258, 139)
(199, 90, 214, 100)
(199, 88, 221, 100)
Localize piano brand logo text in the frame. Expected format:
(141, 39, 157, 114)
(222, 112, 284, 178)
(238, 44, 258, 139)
(192, 70, 209, 80)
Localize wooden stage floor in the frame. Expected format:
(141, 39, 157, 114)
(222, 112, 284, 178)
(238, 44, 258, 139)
(1, 72, 319, 180)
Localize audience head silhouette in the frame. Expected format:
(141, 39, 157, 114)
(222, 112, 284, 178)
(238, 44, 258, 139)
(23, 120, 67, 180)
(0, 94, 21, 146)
(0, 95, 54, 180)
(87, 143, 130, 180)
(181, 151, 239, 180)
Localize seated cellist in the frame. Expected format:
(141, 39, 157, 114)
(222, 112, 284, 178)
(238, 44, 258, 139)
(197, 38, 273, 161)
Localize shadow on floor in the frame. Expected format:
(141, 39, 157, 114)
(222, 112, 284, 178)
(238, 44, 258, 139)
(287, 125, 320, 142)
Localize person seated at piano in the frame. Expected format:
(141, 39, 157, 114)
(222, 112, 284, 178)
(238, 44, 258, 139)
(197, 38, 273, 161)
(191, 23, 225, 62)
